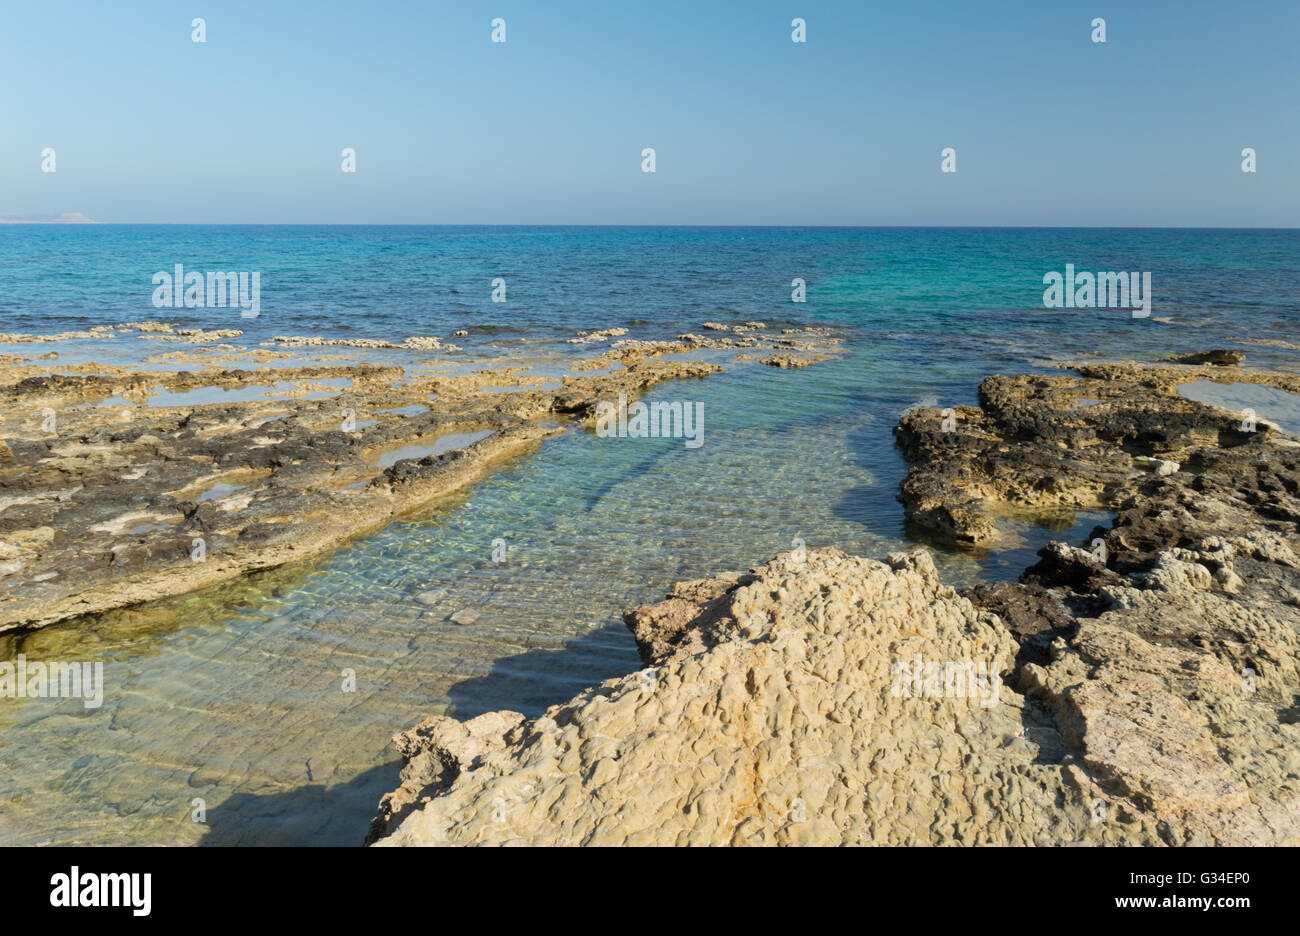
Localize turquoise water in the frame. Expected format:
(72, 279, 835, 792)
(3, 225, 1298, 358)
(0, 227, 1297, 844)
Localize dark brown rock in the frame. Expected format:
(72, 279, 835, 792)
(1166, 349, 1245, 366)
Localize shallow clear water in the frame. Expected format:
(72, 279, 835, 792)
(0, 227, 1297, 844)
(196, 483, 248, 505)
(94, 380, 351, 408)
(369, 429, 496, 468)
(1178, 380, 1300, 436)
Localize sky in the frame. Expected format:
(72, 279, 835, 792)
(2, 0, 1297, 225)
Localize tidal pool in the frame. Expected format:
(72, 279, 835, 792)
(97, 380, 351, 408)
(368, 430, 496, 468)
(1177, 380, 1300, 437)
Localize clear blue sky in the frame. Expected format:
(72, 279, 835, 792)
(3, 0, 1297, 225)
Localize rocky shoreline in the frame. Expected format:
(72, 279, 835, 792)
(0, 322, 840, 634)
(367, 354, 1300, 846)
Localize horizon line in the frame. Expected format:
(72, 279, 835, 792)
(3, 222, 1300, 231)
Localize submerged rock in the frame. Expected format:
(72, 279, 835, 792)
(761, 354, 830, 368)
(412, 588, 448, 606)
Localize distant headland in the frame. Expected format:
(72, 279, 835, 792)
(0, 212, 98, 224)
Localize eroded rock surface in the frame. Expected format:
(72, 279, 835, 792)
(0, 354, 735, 632)
(373, 548, 1068, 845)
(893, 358, 1298, 546)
